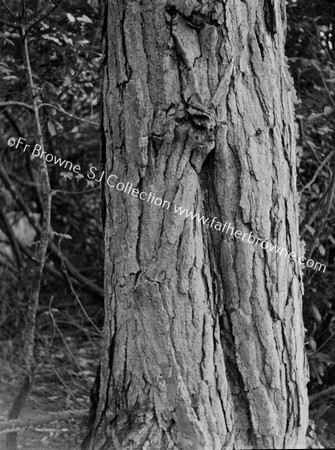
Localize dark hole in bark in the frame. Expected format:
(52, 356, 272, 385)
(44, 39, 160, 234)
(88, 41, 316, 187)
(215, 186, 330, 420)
(166, 5, 177, 18)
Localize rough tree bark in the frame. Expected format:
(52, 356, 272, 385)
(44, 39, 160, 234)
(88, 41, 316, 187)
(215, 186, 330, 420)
(83, 0, 309, 448)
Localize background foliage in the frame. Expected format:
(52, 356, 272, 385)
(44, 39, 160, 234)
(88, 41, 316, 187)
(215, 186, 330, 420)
(0, 0, 335, 448)
(0, 1, 103, 448)
(287, 0, 335, 445)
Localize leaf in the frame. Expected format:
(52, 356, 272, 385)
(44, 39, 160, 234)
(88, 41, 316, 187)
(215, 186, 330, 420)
(40, 21, 49, 30)
(312, 184, 320, 194)
(318, 244, 326, 256)
(41, 34, 62, 46)
(305, 224, 315, 236)
(324, 106, 333, 116)
(54, 120, 64, 131)
(3, 75, 19, 81)
(66, 12, 76, 23)
(78, 39, 90, 46)
(52, 231, 72, 240)
(86, 179, 96, 188)
(63, 75, 72, 87)
(62, 35, 74, 46)
(47, 120, 56, 136)
(309, 337, 317, 351)
(78, 14, 93, 24)
(60, 171, 73, 180)
(311, 304, 322, 323)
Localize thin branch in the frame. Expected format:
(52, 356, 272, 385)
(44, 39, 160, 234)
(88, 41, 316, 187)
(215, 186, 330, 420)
(49, 240, 104, 298)
(305, 167, 335, 261)
(19, 0, 25, 20)
(45, 343, 82, 401)
(17, 240, 64, 281)
(311, 48, 335, 108)
(309, 385, 335, 404)
(24, 0, 62, 37)
(0, 247, 16, 273)
(0, 409, 89, 434)
(3, 110, 23, 136)
(38, 102, 99, 126)
(301, 150, 335, 193)
(0, 18, 20, 29)
(6, 24, 52, 450)
(0, 92, 30, 100)
(0, 166, 104, 299)
(1, 0, 16, 18)
(18, 238, 102, 301)
(0, 207, 23, 268)
(2, 107, 44, 211)
(60, 246, 102, 336)
(48, 299, 82, 372)
(52, 187, 100, 196)
(0, 101, 33, 111)
(0, 164, 43, 233)
(22, 22, 52, 373)
(10, 168, 44, 219)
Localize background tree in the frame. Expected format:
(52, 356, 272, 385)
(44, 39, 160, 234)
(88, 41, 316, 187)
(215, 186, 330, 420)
(0, 1, 103, 448)
(83, 1, 309, 449)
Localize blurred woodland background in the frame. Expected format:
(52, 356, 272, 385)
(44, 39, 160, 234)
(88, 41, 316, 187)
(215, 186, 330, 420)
(0, 0, 335, 448)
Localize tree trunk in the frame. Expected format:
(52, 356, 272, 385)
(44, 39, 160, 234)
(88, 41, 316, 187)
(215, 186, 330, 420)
(83, 0, 309, 448)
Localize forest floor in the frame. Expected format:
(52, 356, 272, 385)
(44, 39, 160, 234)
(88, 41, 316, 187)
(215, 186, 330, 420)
(0, 335, 99, 450)
(1, 333, 335, 449)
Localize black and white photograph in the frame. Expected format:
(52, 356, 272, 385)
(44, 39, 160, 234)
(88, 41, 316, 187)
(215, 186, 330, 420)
(0, 0, 334, 449)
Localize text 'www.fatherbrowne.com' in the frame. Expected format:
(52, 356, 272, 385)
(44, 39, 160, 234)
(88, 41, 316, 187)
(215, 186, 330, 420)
(7, 136, 326, 273)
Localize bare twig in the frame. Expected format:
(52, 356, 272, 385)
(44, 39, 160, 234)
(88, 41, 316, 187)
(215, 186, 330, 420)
(59, 244, 102, 336)
(16, 240, 64, 280)
(49, 241, 104, 298)
(3, 110, 44, 208)
(6, 23, 52, 450)
(52, 187, 101, 196)
(0, 101, 33, 111)
(42, 297, 85, 403)
(38, 102, 99, 126)
(0, 166, 104, 299)
(0, 207, 23, 268)
(24, 0, 62, 37)
(305, 166, 335, 260)
(0, 18, 20, 28)
(22, 22, 52, 374)
(48, 297, 82, 371)
(0, 92, 30, 100)
(311, 49, 335, 108)
(309, 385, 335, 404)
(45, 348, 82, 401)
(19, 0, 25, 20)
(1, 0, 16, 18)
(2, 110, 23, 136)
(301, 150, 335, 193)
(0, 409, 89, 434)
